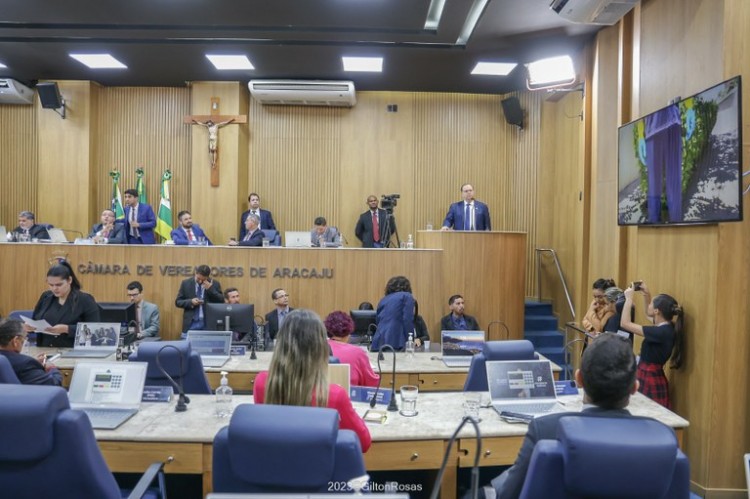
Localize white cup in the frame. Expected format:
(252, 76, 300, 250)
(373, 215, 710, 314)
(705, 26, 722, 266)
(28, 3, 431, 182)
(423, 340, 431, 351)
(426, 222, 433, 230)
(399, 385, 419, 417)
(262, 238, 270, 247)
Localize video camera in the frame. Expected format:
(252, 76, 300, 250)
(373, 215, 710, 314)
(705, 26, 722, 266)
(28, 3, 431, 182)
(380, 194, 400, 211)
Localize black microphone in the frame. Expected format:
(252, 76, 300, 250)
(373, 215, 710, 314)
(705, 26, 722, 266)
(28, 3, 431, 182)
(369, 344, 399, 412)
(155, 344, 190, 412)
(562, 337, 587, 380)
(58, 228, 85, 241)
(487, 320, 510, 340)
(430, 416, 482, 499)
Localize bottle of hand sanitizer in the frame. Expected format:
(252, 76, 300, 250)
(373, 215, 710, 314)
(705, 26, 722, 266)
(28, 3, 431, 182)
(215, 371, 233, 418)
(405, 332, 415, 360)
(406, 234, 414, 249)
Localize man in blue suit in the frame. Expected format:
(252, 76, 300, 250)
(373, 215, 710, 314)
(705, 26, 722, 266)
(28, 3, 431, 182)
(441, 183, 491, 231)
(170, 210, 212, 245)
(239, 192, 277, 240)
(123, 189, 157, 244)
(0, 319, 62, 385)
(229, 213, 265, 247)
(88, 209, 126, 244)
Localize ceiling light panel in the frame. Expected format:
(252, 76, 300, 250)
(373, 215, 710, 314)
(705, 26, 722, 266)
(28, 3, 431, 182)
(342, 57, 383, 72)
(69, 54, 127, 69)
(206, 55, 254, 70)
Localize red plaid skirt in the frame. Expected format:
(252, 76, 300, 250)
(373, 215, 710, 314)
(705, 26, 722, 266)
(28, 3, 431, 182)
(637, 361, 671, 410)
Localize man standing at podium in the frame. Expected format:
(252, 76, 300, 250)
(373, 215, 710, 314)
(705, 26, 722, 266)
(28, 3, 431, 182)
(441, 183, 491, 231)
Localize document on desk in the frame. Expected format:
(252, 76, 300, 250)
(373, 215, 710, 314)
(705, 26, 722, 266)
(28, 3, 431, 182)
(19, 316, 57, 334)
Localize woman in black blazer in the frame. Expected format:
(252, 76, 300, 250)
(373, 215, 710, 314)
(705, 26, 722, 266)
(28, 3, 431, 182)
(29, 261, 99, 348)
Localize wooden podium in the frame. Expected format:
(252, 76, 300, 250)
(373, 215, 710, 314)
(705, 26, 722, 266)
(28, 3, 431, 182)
(417, 230, 527, 341)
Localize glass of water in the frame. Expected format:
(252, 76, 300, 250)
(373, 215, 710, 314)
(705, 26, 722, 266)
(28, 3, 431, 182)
(399, 385, 419, 417)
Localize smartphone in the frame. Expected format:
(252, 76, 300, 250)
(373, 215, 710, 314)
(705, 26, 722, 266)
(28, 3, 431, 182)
(633, 280, 643, 291)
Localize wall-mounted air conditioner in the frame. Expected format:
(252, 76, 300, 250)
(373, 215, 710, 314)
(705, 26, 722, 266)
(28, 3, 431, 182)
(248, 80, 356, 107)
(0, 78, 34, 105)
(550, 0, 638, 25)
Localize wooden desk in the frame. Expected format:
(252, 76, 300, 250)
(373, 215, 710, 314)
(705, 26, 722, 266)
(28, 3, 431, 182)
(93, 391, 688, 498)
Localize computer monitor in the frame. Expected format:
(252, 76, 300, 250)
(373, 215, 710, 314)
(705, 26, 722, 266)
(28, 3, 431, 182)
(97, 302, 137, 345)
(350, 309, 377, 336)
(205, 303, 255, 335)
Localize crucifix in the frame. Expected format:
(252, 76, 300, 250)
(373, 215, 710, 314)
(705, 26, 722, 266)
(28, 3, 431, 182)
(184, 97, 247, 187)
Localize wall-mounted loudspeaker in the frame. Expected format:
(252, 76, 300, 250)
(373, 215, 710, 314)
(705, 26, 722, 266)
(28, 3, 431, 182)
(37, 82, 64, 109)
(501, 96, 524, 129)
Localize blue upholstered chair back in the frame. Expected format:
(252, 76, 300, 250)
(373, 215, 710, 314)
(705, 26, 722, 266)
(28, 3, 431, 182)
(262, 229, 281, 246)
(0, 384, 122, 498)
(0, 355, 20, 383)
(213, 404, 366, 493)
(519, 416, 690, 499)
(128, 340, 211, 394)
(463, 340, 537, 391)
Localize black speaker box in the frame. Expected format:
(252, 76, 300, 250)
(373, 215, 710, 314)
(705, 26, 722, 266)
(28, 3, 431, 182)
(501, 96, 524, 129)
(37, 82, 63, 109)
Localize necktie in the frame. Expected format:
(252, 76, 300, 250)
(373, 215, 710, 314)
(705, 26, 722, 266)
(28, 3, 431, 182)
(372, 211, 380, 242)
(243, 230, 252, 242)
(464, 204, 469, 230)
(469, 203, 475, 230)
(196, 284, 204, 319)
(279, 310, 287, 328)
(129, 207, 139, 237)
(187, 228, 194, 242)
(102, 227, 110, 238)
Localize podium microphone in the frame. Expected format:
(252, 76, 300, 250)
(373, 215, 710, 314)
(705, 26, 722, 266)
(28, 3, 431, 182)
(370, 344, 398, 411)
(155, 344, 190, 412)
(430, 416, 482, 499)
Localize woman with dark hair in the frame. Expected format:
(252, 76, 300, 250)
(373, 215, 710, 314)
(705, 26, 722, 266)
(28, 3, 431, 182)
(620, 282, 685, 409)
(602, 287, 634, 343)
(253, 309, 371, 452)
(324, 311, 380, 387)
(413, 300, 430, 348)
(27, 261, 99, 348)
(581, 278, 617, 334)
(371, 276, 414, 351)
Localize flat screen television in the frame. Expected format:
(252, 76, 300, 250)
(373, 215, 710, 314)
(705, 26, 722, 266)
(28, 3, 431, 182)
(617, 76, 742, 225)
(205, 303, 255, 335)
(97, 302, 137, 344)
(350, 310, 377, 336)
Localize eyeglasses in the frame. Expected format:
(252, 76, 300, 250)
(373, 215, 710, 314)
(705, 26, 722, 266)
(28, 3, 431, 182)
(127, 292, 140, 297)
(15, 334, 28, 342)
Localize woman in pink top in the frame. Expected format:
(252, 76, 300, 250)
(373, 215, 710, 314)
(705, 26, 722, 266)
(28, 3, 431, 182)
(324, 311, 380, 388)
(252, 309, 371, 452)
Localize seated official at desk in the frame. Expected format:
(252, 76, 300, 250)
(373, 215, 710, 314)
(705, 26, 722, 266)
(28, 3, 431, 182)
(485, 334, 652, 499)
(324, 311, 379, 387)
(27, 261, 100, 348)
(10, 211, 50, 242)
(88, 208, 125, 244)
(440, 294, 480, 331)
(170, 210, 212, 245)
(0, 319, 62, 385)
(229, 213, 265, 247)
(127, 281, 160, 340)
(310, 216, 340, 247)
(253, 309, 372, 452)
(265, 288, 294, 341)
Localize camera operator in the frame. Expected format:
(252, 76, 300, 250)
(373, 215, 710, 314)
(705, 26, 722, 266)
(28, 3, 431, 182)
(355, 194, 397, 248)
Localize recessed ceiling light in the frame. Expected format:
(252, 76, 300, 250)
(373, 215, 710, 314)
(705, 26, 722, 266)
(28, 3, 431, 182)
(471, 62, 517, 76)
(206, 55, 254, 70)
(0, 62, 7, 69)
(69, 54, 127, 69)
(527, 55, 576, 88)
(342, 57, 383, 72)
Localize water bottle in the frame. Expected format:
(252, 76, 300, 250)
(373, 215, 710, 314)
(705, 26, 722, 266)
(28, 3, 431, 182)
(406, 234, 414, 249)
(405, 332, 415, 360)
(215, 371, 233, 418)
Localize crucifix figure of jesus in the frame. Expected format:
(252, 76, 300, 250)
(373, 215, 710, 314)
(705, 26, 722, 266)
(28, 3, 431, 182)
(191, 118, 234, 169)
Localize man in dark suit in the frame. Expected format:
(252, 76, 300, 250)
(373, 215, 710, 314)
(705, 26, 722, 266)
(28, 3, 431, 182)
(175, 265, 224, 338)
(0, 319, 62, 385)
(440, 294, 480, 331)
(239, 192, 276, 239)
(88, 208, 126, 244)
(488, 334, 643, 499)
(230, 213, 265, 247)
(355, 195, 394, 248)
(123, 188, 157, 244)
(170, 210, 212, 245)
(264, 288, 293, 341)
(441, 183, 491, 231)
(11, 211, 50, 241)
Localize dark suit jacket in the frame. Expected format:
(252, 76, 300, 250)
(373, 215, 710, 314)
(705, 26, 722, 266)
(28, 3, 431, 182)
(175, 277, 224, 333)
(12, 224, 51, 241)
(238, 229, 265, 247)
(32, 290, 100, 348)
(264, 307, 294, 340)
(88, 223, 126, 244)
(442, 200, 491, 231)
(354, 208, 394, 248)
(440, 313, 480, 331)
(170, 224, 212, 245)
(124, 203, 157, 244)
(492, 407, 638, 499)
(0, 350, 62, 386)
(240, 209, 276, 239)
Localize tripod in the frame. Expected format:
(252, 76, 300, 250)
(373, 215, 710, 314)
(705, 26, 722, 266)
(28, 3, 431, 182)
(381, 211, 401, 248)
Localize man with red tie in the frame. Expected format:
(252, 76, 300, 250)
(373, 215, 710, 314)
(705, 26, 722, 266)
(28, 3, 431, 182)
(170, 210, 212, 245)
(355, 195, 394, 248)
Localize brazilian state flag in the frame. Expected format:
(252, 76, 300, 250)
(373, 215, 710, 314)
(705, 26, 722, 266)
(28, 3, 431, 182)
(155, 170, 173, 242)
(109, 170, 125, 219)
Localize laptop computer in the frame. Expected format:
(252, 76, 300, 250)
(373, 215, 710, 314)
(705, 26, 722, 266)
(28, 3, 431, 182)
(486, 359, 559, 417)
(284, 230, 312, 248)
(440, 330, 485, 367)
(61, 322, 121, 358)
(187, 330, 232, 368)
(47, 228, 69, 243)
(68, 361, 147, 430)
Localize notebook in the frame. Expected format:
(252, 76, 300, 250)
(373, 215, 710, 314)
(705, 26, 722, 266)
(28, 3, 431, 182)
(328, 363, 351, 395)
(486, 359, 559, 417)
(61, 322, 121, 358)
(47, 228, 69, 243)
(284, 231, 312, 248)
(68, 361, 147, 430)
(187, 330, 232, 367)
(440, 330, 485, 367)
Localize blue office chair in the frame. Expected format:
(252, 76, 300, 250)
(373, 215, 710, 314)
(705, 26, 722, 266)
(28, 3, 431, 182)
(0, 355, 20, 383)
(0, 384, 164, 499)
(464, 340, 537, 391)
(128, 340, 212, 394)
(519, 415, 690, 499)
(262, 229, 282, 246)
(213, 404, 367, 493)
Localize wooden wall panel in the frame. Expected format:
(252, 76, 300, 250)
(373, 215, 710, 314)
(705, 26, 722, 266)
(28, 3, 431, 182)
(0, 101, 37, 229)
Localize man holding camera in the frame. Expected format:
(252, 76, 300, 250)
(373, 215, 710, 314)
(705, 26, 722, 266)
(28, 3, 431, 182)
(355, 195, 395, 248)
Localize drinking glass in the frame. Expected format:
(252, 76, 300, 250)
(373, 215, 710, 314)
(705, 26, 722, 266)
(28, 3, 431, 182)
(399, 385, 419, 417)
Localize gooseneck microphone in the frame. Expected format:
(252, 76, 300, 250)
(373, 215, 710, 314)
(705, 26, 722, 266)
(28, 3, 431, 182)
(430, 416, 482, 499)
(369, 344, 399, 411)
(155, 344, 190, 412)
(487, 320, 511, 340)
